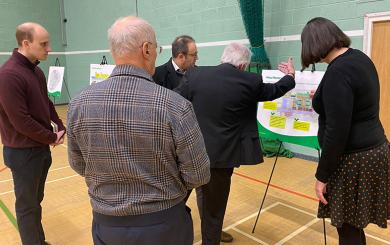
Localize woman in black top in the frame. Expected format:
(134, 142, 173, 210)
(301, 17, 389, 245)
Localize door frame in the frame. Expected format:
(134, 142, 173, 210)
(364, 11, 390, 56)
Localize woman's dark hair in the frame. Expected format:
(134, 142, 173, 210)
(301, 17, 351, 70)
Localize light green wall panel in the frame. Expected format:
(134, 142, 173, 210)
(0, 0, 64, 52)
(64, 53, 113, 97)
(62, 0, 136, 99)
(138, 0, 246, 46)
(63, 0, 137, 51)
(0, 0, 67, 104)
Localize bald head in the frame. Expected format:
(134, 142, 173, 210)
(108, 16, 157, 75)
(108, 16, 156, 58)
(16, 22, 48, 47)
(16, 22, 51, 62)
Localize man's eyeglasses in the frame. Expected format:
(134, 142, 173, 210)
(187, 52, 198, 58)
(141, 41, 163, 54)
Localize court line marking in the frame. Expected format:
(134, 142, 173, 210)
(228, 201, 390, 245)
(234, 171, 390, 226)
(2, 154, 389, 243)
(279, 202, 390, 245)
(274, 218, 318, 245)
(231, 227, 270, 245)
(193, 202, 281, 245)
(0, 198, 18, 230)
(0, 165, 71, 183)
(0, 174, 79, 196)
(365, 233, 390, 244)
(234, 171, 318, 202)
(277, 202, 317, 218)
(0, 165, 388, 244)
(223, 202, 281, 231)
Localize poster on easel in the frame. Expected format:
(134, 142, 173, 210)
(47, 66, 65, 97)
(257, 70, 325, 149)
(89, 64, 115, 85)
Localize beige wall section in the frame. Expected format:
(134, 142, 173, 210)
(371, 20, 390, 137)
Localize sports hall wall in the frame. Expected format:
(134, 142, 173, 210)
(0, 0, 389, 156)
(0, 0, 67, 103)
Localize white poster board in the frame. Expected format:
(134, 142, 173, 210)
(90, 64, 115, 85)
(257, 70, 324, 138)
(47, 66, 65, 97)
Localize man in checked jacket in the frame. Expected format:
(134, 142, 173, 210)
(67, 16, 210, 245)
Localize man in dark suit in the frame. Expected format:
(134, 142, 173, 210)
(156, 34, 234, 243)
(153, 35, 198, 90)
(175, 42, 296, 245)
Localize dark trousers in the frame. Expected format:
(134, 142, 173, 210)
(199, 168, 234, 245)
(92, 201, 193, 245)
(3, 146, 52, 245)
(337, 223, 366, 245)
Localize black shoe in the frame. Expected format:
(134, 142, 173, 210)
(221, 231, 233, 243)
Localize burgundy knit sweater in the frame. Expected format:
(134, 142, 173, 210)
(0, 49, 65, 148)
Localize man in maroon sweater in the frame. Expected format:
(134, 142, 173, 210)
(0, 22, 65, 245)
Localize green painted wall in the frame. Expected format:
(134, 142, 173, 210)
(264, 0, 390, 71)
(1, 0, 390, 157)
(0, 0, 68, 103)
(62, 0, 136, 98)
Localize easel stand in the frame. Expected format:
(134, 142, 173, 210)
(251, 142, 327, 245)
(317, 148, 327, 245)
(100, 55, 108, 65)
(51, 57, 71, 104)
(252, 139, 282, 233)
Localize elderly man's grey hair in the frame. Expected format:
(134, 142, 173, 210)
(108, 16, 155, 58)
(220, 42, 252, 67)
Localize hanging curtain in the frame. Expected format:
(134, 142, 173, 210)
(238, 0, 270, 71)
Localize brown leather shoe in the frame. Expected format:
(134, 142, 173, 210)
(221, 231, 233, 243)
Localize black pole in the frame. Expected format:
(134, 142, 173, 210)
(317, 148, 327, 245)
(323, 217, 327, 245)
(252, 140, 282, 233)
(63, 78, 72, 101)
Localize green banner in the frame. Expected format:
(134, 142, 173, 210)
(257, 121, 320, 149)
(256, 70, 324, 151)
(48, 91, 61, 97)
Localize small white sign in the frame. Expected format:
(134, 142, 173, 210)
(90, 64, 115, 85)
(47, 66, 65, 97)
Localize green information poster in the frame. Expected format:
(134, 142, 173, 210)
(257, 70, 325, 150)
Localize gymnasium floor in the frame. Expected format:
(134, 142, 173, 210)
(0, 105, 389, 245)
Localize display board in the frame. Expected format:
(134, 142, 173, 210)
(257, 70, 325, 149)
(90, 64, 115, 85)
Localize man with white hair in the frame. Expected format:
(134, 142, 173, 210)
(67, 16, 210, 245)
(175, 42, 295, 245)
(0, 22, 65, 245)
